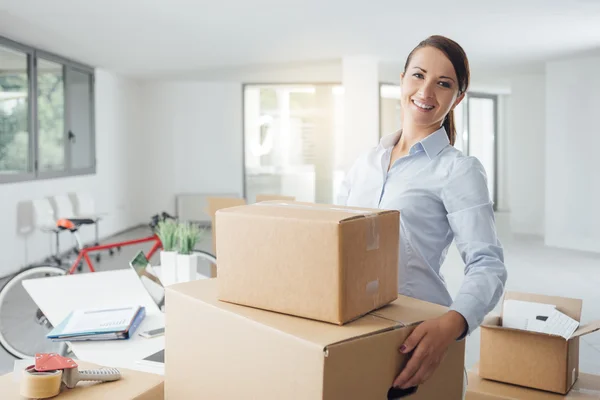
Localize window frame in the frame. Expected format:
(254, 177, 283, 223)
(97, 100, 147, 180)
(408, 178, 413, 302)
(0, 35, 96, 184)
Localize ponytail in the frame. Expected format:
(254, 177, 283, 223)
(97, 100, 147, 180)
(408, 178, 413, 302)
(444, 110, 456, 146)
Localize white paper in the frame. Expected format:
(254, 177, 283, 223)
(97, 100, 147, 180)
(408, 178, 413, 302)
(62, 306, 138, 334)
(502, 299, 557, 332)
(541, 309, 580, 339)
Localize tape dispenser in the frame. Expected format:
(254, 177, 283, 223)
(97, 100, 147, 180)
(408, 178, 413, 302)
(14, 353, 121, 399)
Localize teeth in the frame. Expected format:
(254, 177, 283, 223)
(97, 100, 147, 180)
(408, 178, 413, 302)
(413, 99, 434, 110)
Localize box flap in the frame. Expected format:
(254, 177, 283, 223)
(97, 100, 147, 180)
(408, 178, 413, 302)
(571, 319, 600, 338)
(168, 279, 400, 348)
(217, 200, 396, 223)
(503, 291, 582, 321)
(255, 194, 295, 202)
(371, 294, 449, 325)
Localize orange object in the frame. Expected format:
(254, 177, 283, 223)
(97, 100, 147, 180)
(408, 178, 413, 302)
(56, 218, 75, 230)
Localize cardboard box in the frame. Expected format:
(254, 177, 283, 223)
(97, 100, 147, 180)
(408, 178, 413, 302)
(215, 200, 400, 324)
(479, 291, 600, 394)
(165, 279, 466, 399)
(205, 196, 247, 277)
(466, 365, 600, 399)
(0, 361, 164, 399)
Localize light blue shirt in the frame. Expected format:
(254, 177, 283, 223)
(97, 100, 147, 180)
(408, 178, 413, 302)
(338, 126, 507, 334)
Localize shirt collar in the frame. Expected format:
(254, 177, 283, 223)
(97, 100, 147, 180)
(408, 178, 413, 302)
(379, 126, 450, 159)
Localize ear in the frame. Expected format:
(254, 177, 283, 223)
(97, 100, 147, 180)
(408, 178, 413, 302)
(452, 92, 466, 110)
(400, 71, 405, 82)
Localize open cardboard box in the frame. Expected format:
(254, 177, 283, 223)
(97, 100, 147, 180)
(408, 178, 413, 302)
(466, 363, 600, 399)
(479, 291, 600, 394)
(165, 278, 466, 399)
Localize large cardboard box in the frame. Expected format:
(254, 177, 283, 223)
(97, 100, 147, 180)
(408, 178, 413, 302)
(0, 361, 164, 399)
(165, 279, 466, 400)
(479, 291, 600, 394)
(466, 365, 600, 399)
(215, 200, 400, 324)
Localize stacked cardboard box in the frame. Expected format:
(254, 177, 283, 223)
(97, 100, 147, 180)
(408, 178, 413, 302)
(164, 201, 467, 399)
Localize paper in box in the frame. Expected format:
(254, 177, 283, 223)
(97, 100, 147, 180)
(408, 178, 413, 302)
(165, 279, 466, 400)
(479, 291, 600, 394)
(215, 200, 400, 325)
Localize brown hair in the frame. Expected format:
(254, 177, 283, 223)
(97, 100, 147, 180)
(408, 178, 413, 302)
(403, 35, 470, 145)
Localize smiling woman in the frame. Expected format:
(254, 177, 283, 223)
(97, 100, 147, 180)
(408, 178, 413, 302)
(338, 35, 507, 398)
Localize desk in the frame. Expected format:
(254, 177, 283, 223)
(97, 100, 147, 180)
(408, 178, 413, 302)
(22, 269, 165, 375)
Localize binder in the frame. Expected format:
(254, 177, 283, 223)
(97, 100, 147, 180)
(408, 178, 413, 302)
(46, 305, 146, 341)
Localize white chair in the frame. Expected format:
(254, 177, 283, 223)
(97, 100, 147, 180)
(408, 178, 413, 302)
(72, 192, 107, 251)
(32, 198, 62, 264)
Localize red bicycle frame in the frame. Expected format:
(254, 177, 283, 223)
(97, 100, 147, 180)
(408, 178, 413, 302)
(67, 234, 163, 275)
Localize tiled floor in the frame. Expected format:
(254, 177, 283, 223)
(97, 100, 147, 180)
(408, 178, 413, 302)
(1, 217, 600, 377)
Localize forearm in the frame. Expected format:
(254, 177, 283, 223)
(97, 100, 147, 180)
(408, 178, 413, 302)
(450, 250, 507, 335)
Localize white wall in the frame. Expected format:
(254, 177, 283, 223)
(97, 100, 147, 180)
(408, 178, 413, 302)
(0, 70, 142, 276)
(138, 81, 244, 213)
(545, 55, 600, 252)
(506, 73, 546, 236)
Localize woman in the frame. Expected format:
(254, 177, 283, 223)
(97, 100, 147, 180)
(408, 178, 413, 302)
(338, 35, 507, 392)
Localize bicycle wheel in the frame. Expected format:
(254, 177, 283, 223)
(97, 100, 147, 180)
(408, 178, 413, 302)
(193, 249, 216, 278)
(0, 265, 67, 359)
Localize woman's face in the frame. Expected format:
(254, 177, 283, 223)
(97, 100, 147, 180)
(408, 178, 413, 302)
(400, 46, 464, 130)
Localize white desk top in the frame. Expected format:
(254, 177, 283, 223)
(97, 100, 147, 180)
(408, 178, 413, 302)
(22, 269, 165, 375)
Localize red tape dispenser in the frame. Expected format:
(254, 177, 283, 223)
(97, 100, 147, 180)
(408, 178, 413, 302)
(19, 353, 121, 399)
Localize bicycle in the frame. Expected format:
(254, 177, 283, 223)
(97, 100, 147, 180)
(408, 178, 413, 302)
(0, 212, 216, 360)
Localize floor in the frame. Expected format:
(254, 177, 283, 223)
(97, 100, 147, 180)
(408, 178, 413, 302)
(1, 216, 600, 377)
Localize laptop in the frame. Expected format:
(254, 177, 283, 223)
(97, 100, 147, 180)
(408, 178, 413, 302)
(129, 250, 165, 310)
(129, 250, 166, 368)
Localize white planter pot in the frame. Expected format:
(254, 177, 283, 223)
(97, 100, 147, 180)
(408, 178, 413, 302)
(160, 251, 178, 286)
(176, 253, 199, 283)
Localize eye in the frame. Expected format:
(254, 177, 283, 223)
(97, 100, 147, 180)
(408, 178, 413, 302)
(412, 73, 424, 79)
(438, 81, 452, 89)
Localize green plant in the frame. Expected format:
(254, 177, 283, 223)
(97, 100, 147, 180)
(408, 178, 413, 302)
(156, 219, 178, 251)
(177, 222, 204, 255)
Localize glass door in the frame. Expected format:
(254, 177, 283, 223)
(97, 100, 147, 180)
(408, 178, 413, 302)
(467, 94, 497, 207)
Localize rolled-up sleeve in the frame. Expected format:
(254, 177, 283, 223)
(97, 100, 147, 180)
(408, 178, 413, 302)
(441, 156, 507, 335)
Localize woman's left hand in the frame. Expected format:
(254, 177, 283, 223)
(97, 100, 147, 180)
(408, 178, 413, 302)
(392, 311, 467, 389)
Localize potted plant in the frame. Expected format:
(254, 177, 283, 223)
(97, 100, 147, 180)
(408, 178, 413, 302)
(176, 222, 203, 282)
(156, 218, 179, 285)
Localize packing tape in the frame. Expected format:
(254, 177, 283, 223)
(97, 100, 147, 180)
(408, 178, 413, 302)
(254, 201, 380, 250)
(19, 365, 63, 399)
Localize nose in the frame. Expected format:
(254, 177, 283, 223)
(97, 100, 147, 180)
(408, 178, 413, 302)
(418, 80, 436, 99)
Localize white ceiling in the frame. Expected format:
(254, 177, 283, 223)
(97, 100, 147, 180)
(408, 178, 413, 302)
(0, 0, 599, 79)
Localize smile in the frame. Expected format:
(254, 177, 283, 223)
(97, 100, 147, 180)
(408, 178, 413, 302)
(412, 99, 435, 111)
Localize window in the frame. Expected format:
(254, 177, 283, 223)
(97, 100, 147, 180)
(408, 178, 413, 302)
(243, 84, 344, 204)
(0, 36, 95, 183)
(0, 44, 30, 175)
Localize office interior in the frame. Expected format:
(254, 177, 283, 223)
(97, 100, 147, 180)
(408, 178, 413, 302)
(0, 0, 599, 398)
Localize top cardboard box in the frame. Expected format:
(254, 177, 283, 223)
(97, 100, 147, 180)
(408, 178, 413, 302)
(479, 291, 600, 394)
(215, 200, 400, 325)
